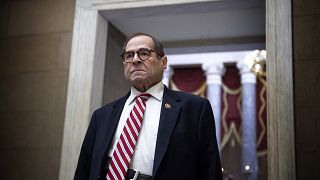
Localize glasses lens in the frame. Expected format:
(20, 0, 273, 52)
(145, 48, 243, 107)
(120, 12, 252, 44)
(123, 51, 134, 62)
(138, 48, 151, 60)
(122, 48, 152, 62)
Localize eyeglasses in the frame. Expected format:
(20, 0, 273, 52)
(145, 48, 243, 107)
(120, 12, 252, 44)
(121, 48, 159, 63)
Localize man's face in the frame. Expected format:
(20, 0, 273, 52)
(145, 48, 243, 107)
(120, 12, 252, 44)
(123, 35, 167, 91)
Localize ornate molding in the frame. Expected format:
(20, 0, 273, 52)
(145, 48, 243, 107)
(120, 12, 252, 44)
(91, 0, 220, 10)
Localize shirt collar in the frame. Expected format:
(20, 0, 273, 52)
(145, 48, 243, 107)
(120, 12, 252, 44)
(128, 81, 164, 104)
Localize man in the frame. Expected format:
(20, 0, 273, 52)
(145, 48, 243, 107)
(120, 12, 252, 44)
(74, 33, 222, 180)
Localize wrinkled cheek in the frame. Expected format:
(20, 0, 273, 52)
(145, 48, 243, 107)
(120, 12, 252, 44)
(124, 68, 130, 79)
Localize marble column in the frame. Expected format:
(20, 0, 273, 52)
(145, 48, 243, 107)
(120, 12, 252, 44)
(202, 62, 225, 151)
(162, 66, 173, 87)
(237, 60, 258, 180)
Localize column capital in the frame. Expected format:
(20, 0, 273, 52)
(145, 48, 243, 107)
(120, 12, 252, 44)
(202, 62, 226, 76)
(237, 59, 257, 84)
(202, 62, 225, 85)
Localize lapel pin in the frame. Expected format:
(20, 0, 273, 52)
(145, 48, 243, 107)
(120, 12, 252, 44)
(165, 103, 171, 109)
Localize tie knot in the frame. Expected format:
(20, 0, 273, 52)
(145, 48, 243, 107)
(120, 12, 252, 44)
(137, 93, 151, 101)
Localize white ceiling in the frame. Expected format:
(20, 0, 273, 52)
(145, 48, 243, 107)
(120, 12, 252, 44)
(101, 0, 266, 42)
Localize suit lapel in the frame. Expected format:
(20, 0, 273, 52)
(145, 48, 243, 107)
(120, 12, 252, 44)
(102, 93, 130, 160)
(152, 87, 182, 176)
(97, 93, 130, 177)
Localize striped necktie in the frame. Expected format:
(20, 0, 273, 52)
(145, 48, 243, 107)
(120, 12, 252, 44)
(106, 93, 151, 180)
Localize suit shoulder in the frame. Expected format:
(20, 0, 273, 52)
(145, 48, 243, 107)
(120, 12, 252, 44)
(167, 88, 207, 102)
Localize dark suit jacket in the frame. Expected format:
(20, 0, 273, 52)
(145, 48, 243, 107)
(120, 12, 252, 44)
(74, 86, 222, 180)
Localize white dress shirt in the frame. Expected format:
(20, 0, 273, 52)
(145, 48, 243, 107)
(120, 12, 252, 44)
(108, 81, 164, 175)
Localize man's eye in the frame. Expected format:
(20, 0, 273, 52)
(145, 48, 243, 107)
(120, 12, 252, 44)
(125, 52, 133, 59)
(140, 52, 148, 56)
(139, 50, 149, 56)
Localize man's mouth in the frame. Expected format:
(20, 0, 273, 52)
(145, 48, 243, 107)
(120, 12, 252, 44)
(131, 69, 145, 73)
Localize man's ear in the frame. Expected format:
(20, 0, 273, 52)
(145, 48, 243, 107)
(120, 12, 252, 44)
(162, 56, 168, 70)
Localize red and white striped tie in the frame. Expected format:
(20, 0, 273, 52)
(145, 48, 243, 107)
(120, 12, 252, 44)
(106, 93, 151, 180)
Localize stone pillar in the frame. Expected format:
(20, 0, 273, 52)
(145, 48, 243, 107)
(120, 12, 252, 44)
(162, 66, 173, 87)
(202, 62, 225, 151)
(59, 4, 108, 180)
(237, 60, 258, 180)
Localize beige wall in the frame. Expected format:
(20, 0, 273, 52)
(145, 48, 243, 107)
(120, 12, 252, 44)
(293, 0, 320, 179)
(0, 0, 74, 179)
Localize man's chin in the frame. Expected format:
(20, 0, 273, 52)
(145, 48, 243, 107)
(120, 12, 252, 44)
(130, 77, 147, 85)
(130, 77, 150, 88)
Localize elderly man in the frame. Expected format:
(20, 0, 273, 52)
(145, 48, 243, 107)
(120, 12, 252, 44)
(74, 33, 222, 180)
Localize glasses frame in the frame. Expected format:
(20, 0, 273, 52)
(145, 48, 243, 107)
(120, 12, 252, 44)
(121, 48, 160, 63)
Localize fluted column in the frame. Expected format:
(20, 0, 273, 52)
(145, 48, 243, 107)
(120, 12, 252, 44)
(162, 66, 173, 87)
(202, 62, 225, 151)
(237, 60, 258, 180)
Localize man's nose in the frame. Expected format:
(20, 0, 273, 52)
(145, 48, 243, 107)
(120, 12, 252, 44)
(132, 53, 142, 64)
